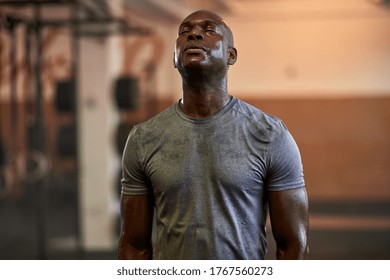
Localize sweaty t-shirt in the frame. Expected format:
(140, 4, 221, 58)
(121, 97, 305, 259)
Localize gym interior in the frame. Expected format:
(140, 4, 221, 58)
(0, 0, 389, 260)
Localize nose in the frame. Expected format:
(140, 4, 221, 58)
(187, 28, 204, 41)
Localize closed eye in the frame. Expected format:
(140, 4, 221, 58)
(178, 24, 191, 35)
(179, 29, 190, 35)
(205, 29, 216, 33)
(205, 25, 218, 33)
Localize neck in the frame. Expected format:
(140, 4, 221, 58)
(178, 65, 231, 118)
(180, 78, 231, 118)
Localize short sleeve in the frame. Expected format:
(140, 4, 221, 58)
(265, 122, 305, 191)
(121, 126, 150, 195)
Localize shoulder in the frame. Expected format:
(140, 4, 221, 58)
(232, 98, 288, 140)
(131, 103, 177, 138)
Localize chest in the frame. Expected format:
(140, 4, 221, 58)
(142, 125, 268, 197)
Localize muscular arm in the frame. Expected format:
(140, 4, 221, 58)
(118, 194, 154, 259)
(268, 187, 309, 259)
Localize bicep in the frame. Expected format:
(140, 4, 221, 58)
(268, 187, 309, 259)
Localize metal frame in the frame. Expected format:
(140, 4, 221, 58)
(0, 0, 149, 260)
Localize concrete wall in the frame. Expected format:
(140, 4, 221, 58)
(242, 96, 390, 201)
(226, 0, 390, 97)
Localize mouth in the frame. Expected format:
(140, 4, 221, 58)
(184, 45, 206, 53)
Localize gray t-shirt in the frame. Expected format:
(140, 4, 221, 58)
(121, 97, 305, 260)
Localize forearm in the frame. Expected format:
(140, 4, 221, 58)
(118, 236, 152, 260)
(276, 239, 308, 260)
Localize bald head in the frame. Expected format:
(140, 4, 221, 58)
(179, 10, 234, 48)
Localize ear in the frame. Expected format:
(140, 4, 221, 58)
(228, 47, 237, 65)
(173, 51, 178, 68)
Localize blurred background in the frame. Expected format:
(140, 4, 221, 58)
(0, 0, 389, 260)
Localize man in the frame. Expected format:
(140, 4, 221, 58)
(118, 10, 309, 260)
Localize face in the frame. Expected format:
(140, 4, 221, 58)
(174, 10, 236, 73)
